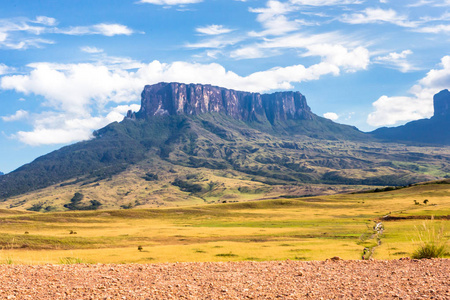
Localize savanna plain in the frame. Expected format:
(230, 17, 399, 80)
(1, 180, 448, 264)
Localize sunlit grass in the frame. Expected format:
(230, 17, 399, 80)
(412, 219, 448, 259)
(0, 182, 448, 264)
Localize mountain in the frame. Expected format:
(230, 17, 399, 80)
(371, 89, 450, 145)
(134, 82, 366, 139)
(136, 82, 315, 123)
(0, 83, 449, 210)
(0, 171, 3, 176)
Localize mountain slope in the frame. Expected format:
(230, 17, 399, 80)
(371, 89, 450, 145)
(0, 83, 449, 208)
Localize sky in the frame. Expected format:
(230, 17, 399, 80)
(0, 0, 449, 174)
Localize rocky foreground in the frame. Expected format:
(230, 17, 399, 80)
(0, 259, 448, 299)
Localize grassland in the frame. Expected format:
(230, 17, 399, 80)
(0, 181, 448, 264)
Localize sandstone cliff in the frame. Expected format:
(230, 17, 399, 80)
(432, 89, 450, 119)
(134, 82, 314, 124)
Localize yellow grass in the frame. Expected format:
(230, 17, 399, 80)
(0, 182, 448, 264)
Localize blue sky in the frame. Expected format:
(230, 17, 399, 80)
(0, 0, 450, 173)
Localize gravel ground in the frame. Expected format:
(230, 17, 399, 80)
(0, 258, 448, 299)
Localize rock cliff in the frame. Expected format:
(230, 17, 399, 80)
(432, 89, 450, 119)
(134, 82, 314, 124)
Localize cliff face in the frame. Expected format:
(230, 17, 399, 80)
(432, 89, 450, 119)
(135, 82, 314, 124)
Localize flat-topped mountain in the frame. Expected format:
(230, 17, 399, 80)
(0, 83, 449, 210)
(371, 89, 450, 145)
(135, 82, 314, 123)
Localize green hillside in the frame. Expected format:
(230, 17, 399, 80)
(0, 113, 449, 211)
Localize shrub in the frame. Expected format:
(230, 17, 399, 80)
(171, 178, 203, 193)
(143, 172, 158, 181)
(412, 220, 448, 259)
(27, 202, 44, 212)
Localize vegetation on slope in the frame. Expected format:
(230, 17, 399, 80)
(0, 113, 449, 206)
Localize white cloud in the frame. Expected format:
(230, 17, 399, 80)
(196, 25, 233, 35)
(374, 50, 416, 73)
(249, 1, 299, 36)
(410, 0, 450, 6)
(259, 31, 364, 50)
(367, 95, 429, 126)
(33, 16, 57, 26)
(408, 0, 434, 6)
(13, 111, 125, 146)
(302, 44, 370, 72)
(138, 0, 202, 4)
(0, 63, 14, 75)
(416, 24, 450, 33)
(340, 8, 418, 28)
(0, 16, 57, 49)
(323, 112, 339, 120)
(1, 109, 29, 122)
(289, 0, 362, 5)
(0, 17, 136, 50)
(112, 104, 141, 114)
(185, 36, 243, 49)
(230, 46, 269, 59)
(57, 23, 134, 36)
(1, 63, 143, 115)
(367, 55, 450, 126)
(2, 38, 54, 50)
(80, 46, 104, 53)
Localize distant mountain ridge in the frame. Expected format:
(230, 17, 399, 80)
(371, 89, 450, 145)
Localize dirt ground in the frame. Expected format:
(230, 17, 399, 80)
(0, 258, 448, 299)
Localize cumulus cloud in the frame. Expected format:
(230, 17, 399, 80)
(196, 25, 233, 35)
(374, 50, 416, 73)
(1, 109, 29, 122)
(340, 8, 418, 28)
(302, 44, 370, 72)
(13, 111, 125, 146)
(367, 55, 450, 126)
(323, 112, 339, 120)
(138, 0, 203, 4)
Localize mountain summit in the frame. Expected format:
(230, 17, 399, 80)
(371, 89, 450, 145)
(134, 82, 314, 123)
(433, 89, 450, 119)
